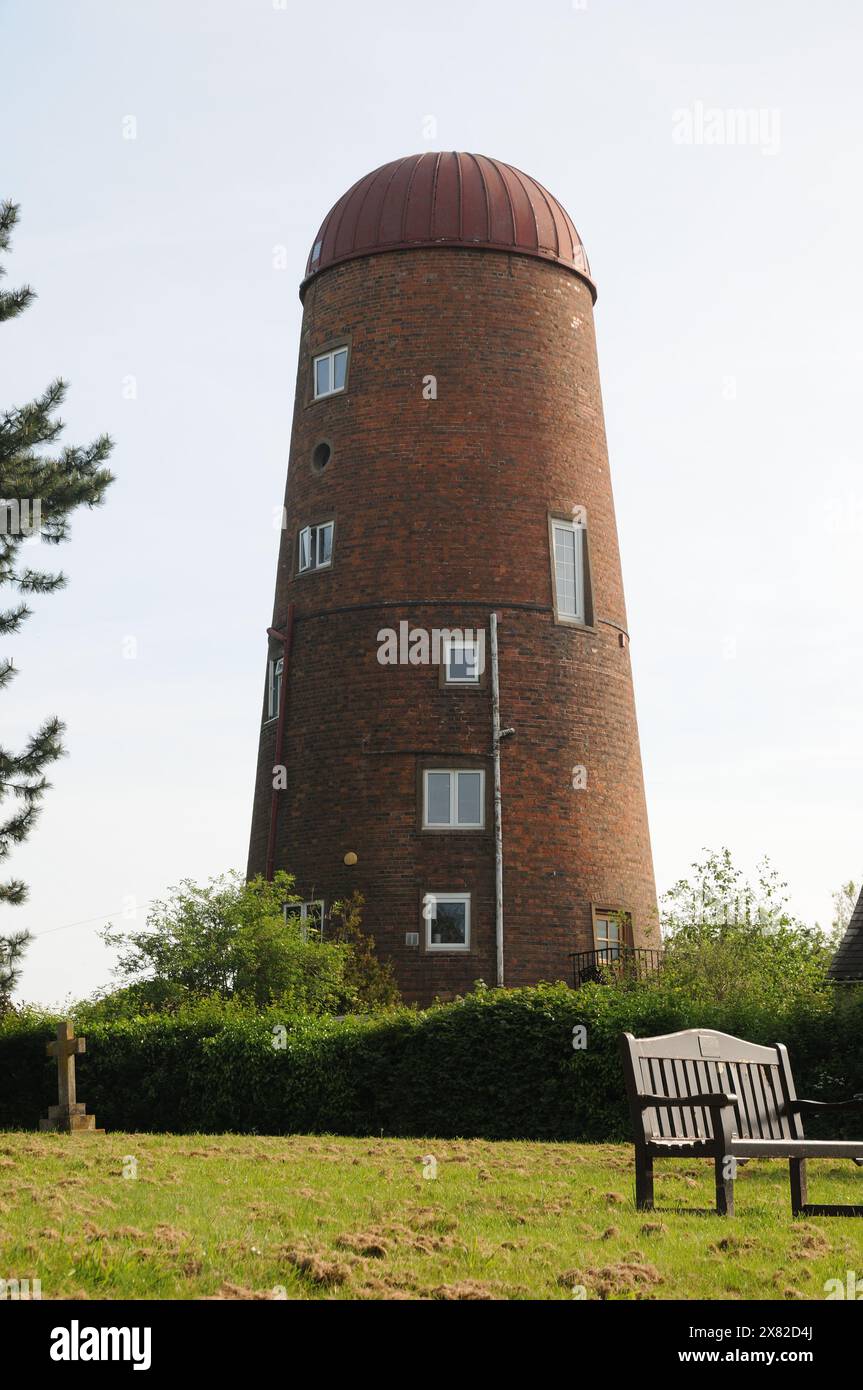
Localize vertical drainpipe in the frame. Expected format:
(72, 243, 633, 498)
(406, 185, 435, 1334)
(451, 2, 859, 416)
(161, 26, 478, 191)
(490, 612, 505, 987)
(265, 602, 295, 882)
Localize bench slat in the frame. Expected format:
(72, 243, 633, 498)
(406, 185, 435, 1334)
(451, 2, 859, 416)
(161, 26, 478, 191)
(748, 1065, 765, 1135)
(730, 1060, 756, 1137)
(683, 1057, 708, 1138)
(754, 1063, 777, 1136)
(667, 1058, 687, 1139)
(694, 1056, 714, 1137)
(642, 1057, 665, 1138)
(656, 1057, 675, 1139)
(764, 1063, 791, 1139)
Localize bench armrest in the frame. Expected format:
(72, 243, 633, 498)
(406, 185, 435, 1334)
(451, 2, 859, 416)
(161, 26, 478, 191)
(790, 1093, 863, 1113)
(637, 1092, 738, 1110)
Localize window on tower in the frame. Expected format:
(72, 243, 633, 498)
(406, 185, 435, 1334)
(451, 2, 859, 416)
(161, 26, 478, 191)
(423, 769, 485, 829)
(266, 654, 284, 721)
(298, 521, 334, 573)
(284, 899, 326, 940)
(549, 515, 589, 625)
(313, 346, 348, 399)
(443, 636, 482, 685)
(592, 907, 632, 962)
(423, 891, 471, 951)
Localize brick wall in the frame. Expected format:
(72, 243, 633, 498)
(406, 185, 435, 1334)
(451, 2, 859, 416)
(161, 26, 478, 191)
(247, 247, 658, 1004)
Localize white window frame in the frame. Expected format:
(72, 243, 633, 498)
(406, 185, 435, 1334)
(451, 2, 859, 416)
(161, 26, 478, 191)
(298, 521, 334, 573)
(443, 636, 481, 685)
(550, 517, 586, 624)
(266, 654, 284, 722)
(284, 899, 325, 941)
(422, 769, 485, 829)
(423, 891, 471, 952)
(313, 346, 348, 400)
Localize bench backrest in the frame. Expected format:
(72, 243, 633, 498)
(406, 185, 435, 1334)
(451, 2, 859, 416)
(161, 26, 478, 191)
(620, 1029, 805, 1144)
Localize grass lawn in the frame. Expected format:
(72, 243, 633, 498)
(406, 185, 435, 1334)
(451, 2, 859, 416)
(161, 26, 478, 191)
(1, 1131, 861, 1300)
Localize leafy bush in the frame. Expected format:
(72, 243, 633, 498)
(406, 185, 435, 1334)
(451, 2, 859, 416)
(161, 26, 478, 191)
(658, 920, 829, 1020)
(3, 977, 862, 1140)
(659, 847, 831, 1009)
(326, 891, 400, 1010)
(92, 872, 396, 1018)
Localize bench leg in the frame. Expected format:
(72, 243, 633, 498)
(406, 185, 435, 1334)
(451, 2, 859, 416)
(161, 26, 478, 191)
(635, 1150, 654, 1211)
(787, 1157, 863, 1215)
(714, 1154, 735, 1216)
(790, 1158, 808, 1217)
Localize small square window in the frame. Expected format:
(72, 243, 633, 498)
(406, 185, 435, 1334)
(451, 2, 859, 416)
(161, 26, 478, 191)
(444, 636, 482, 684)
(550, 517, 587, 624)
(423, 892, 470, 951)
(422, 769, 484, 829)
(299, 521, 334, 573)
(313, 346, 349, 400)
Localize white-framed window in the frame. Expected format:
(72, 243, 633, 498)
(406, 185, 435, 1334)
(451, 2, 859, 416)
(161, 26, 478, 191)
(423, 769, 484, 829)
(284, 899, 325, 940)
(298, 521, 334, 573)
(266, 655, 284, 721)
(551, 517, 586, 623)
(423, 891, 471, 951)
(443, 636, 481, 685)
(313, 346, 348, 399)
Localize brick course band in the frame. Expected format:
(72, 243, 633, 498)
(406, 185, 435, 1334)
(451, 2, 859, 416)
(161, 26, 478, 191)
(272, 597, 628, 638)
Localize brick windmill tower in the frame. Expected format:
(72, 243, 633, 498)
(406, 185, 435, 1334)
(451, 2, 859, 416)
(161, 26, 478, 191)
(247, 152, 658, 1005)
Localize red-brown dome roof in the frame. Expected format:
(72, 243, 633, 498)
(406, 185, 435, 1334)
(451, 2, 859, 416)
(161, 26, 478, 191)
(302, 152, 594, 297)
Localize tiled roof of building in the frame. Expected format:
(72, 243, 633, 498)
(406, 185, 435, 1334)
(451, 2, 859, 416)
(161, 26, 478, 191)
(829, 883, 863, 979)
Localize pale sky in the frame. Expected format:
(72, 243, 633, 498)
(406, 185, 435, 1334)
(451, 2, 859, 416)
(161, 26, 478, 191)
(2, 0, 862, 1004)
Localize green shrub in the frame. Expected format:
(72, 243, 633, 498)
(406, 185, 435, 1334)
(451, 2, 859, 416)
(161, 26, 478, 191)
(91, 871, 397, 1019)
(3, 979, 862, 1140)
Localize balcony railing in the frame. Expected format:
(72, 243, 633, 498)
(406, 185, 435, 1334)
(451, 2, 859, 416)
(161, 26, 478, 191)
(569, 946, 663, 989)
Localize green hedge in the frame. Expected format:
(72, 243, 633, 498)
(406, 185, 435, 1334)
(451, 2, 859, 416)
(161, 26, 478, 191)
(2, 983, 862, 1140)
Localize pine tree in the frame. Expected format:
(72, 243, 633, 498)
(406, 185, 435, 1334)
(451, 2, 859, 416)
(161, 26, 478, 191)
(0, 929, 31, 1013)
(0, 201, 114, 928)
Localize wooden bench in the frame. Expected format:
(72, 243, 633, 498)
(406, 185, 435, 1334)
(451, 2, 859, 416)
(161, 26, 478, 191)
(620, 1028, 863, 1216)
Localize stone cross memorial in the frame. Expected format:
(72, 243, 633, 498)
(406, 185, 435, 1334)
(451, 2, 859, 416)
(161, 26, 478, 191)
(39, 1021, 103, 1134)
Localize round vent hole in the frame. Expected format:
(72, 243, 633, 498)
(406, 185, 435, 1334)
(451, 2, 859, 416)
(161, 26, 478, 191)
(312, 441, 332, 473)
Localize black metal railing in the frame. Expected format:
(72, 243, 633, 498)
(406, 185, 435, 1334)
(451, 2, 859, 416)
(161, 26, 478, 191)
(569, 946, 663, 989)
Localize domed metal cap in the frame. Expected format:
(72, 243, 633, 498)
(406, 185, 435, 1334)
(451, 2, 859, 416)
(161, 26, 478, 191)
(302, 152, 594, 298)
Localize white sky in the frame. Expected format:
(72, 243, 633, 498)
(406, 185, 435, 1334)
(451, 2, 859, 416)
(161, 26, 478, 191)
(2, 0, 862, 1004)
